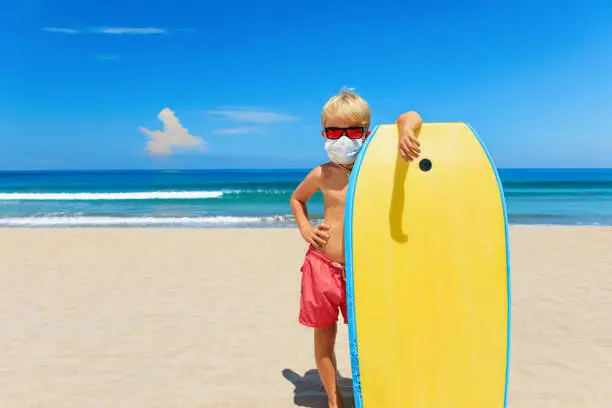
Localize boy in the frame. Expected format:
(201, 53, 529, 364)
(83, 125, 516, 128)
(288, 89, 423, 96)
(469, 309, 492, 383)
(289, 88, 422, 408)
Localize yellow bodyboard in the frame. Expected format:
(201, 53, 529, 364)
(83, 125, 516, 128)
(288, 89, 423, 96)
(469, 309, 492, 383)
(345, 123, 510, 408)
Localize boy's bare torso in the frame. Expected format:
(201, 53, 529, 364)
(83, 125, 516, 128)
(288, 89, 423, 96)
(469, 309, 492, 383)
(318, 162, 352, 263)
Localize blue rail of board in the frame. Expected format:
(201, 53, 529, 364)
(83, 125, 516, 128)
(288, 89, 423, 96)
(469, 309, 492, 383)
(344, 124, 379, 408)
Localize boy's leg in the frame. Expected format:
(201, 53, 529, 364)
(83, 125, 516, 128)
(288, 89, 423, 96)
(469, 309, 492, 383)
(315, 322, 343, 408)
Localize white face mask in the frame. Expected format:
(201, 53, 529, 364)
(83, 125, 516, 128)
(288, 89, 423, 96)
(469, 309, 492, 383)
(324, 137, 364, 165)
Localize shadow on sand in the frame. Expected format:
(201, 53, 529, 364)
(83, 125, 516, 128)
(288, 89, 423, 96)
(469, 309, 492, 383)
(282, 368, 355, 408)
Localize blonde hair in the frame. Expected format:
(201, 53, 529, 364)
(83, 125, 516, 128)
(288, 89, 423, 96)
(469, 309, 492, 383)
(321, 87, 371, 128)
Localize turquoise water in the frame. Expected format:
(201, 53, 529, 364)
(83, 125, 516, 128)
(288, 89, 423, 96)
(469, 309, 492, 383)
(0, 169, 611, 227)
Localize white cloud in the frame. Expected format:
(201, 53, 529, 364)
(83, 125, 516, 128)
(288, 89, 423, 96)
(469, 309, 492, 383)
(42, 27, 81, 34)
(42, 26, 171, 35)
(139, 108, 206, 156)
(90, 27, 167, 35)
(212, 127, 262, 135)
(205, 108, 298, 123)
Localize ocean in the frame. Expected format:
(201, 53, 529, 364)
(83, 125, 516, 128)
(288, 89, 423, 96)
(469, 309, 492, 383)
(0, 169, 611, 227)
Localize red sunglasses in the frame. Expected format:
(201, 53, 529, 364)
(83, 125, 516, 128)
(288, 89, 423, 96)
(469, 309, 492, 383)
(324, 127, 366, 140)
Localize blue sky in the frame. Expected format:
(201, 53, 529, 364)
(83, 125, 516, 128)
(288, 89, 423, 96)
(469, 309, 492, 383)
(1, 0, 611, 170)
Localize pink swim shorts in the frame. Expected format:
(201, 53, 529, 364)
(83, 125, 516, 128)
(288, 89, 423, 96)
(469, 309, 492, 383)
(299, 245, 348, 328)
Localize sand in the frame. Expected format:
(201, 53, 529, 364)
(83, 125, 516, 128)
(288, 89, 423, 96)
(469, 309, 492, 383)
(0, 226, 610, 408)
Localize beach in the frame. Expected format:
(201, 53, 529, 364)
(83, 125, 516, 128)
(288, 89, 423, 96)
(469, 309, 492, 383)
(0, 226, 611, 408)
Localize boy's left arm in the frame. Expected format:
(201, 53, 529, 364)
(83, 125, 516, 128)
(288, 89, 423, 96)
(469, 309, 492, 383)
(396, 111, 423, 161)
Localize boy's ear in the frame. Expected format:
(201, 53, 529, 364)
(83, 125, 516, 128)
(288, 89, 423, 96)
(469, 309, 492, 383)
(365, 129, 372, 139)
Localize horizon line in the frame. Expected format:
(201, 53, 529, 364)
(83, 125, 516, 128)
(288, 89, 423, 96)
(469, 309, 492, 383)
(0, 167, 611, 173)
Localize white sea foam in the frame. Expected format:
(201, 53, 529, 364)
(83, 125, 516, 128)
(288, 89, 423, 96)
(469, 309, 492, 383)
(0, 215, 295, 227)
(0, 191, 224, 201)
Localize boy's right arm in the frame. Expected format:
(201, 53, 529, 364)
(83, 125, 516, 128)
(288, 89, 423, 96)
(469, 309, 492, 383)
(290, 166, 330, 249)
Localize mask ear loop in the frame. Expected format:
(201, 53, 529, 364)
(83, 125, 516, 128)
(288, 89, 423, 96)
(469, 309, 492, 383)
(334, 162, 352, 175)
